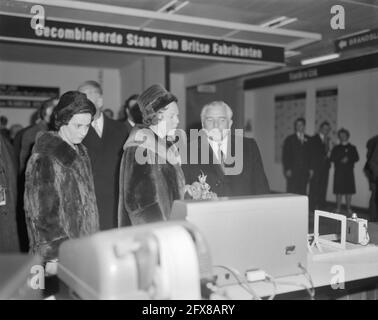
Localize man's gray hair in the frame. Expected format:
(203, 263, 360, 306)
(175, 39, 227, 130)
(200, 101, 233, 122)
(78, 80, 103, 95)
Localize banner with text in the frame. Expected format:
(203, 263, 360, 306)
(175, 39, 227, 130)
(0, 13, 284, 64)
(0, 84, 59, 109)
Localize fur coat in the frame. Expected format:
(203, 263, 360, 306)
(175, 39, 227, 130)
(118, 126, 185, 226)
(24, 131, 99, 261)
(0, 133, 20, 252)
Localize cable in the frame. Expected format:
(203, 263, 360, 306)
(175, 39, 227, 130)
(264, 273, 277, 300)
(206, 282, 230, 300)
(274, 279, 314, 300)
(298, 263, 316, 300)
(213, 265, 262, 300)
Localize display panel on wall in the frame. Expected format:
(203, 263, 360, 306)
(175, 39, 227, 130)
(0, 85, 60, 109)
(275, 92, 306, 163)
(315, 88, 338, 140)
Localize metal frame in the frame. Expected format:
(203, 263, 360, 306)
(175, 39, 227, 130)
(15, 0, 322, 50)
(313, 210, 347, 251)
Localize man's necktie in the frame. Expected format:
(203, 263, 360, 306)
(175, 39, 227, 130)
(217, 143, 224, 167)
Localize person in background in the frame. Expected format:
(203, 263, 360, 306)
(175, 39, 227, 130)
(366, 135, 378, 222)
(0, 131, 19, 253)
(19, 98, 58, 175)
(9, 124, 23, 144)
(78, 81, 129, 230)
(24, 91, 99, 264)
(309, 121, 333, 211)
(330, 128, 359, 215)
(282, 117, 311, 195)
(103, 108, 114, 119)
(16, 98, 58, 252)
(118, 84, 185, 225)
(364, 135, 378, 221)
(122, 94, 143, 135)
(0, 115, 10, 141)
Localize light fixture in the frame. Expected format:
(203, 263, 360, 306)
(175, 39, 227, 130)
(272, 18, 298, 29)
(260, 16, 287, 27)
(157, 0, 179, 13)
(301, 53, 340, 65)
(158, 0, 189, 14)
(260, 16, 297, 28)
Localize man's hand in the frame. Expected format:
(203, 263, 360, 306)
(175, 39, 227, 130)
(309, 169, 314, 179)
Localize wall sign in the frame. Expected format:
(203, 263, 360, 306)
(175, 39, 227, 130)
(244, 52, 378, 90)
(0, 85, 59, 109)
(0, 13, 284, 64)
(335, 28, 378, 52)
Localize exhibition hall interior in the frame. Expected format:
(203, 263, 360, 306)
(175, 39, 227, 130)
(0, 0, 378, 301)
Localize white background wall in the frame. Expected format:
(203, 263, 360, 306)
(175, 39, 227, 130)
(245, 68, 378, 208)
(0, 61, 121, 126)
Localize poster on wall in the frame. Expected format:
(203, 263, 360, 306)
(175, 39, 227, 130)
(0, 85, 60, 109)
(315, 88, 338, 140)
(274, 92, 306, 163)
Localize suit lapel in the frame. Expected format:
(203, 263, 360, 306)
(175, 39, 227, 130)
(86, 125, 101, 143)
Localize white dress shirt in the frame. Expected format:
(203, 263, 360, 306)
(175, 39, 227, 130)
(208, 135, 228, 164)
(92, 112, 104, 137)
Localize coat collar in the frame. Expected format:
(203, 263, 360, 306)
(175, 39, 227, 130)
(124, 125, 181, 165)
(33, 131, 85, 167)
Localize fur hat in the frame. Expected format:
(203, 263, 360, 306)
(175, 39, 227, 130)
(137, 84, 177, 126)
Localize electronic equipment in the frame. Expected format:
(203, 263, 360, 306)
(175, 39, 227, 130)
(171, 194, 308, 285)
(58, 221, 213, 300)
(346, 214, 369, 245)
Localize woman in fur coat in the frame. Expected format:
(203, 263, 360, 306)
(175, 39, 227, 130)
(118, 84, 185, 226)
(0, 132, 19, 252)
(24, 91, 99, 263)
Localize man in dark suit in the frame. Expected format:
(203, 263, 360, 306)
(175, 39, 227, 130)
(282, 117, 311, 195)
(182, 101, 269, 197)
(122, 94, 143, 135)
(78, 81, 128, 230)
(309, 121, 332, 211)
(365, 135, 378, 221)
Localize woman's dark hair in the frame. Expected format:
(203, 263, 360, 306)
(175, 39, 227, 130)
(123, 94, 143, 124)
(124, 94, 139, 112)
(338, 128, 350, 139)
(52, 91, 96, 130)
